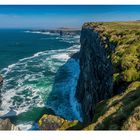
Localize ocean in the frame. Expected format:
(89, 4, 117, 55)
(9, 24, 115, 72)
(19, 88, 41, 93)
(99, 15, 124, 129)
(0, 29, 81, 130)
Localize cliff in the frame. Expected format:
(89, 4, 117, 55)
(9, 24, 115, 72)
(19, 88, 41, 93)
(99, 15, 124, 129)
(38, 22, 140, 130)
(76, 22, 140, 129)
(84, 81, 140, 130)
(76, 25, 113, 122)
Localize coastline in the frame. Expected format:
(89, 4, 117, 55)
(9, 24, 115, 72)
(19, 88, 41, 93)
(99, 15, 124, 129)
(0, 29, 81, 130)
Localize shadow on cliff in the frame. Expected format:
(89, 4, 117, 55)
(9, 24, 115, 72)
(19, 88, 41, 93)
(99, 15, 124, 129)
(44, 52, 80, 121)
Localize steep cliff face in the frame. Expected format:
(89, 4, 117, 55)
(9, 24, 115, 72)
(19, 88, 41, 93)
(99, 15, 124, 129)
(76, 26, 113, 122)
(76, 22, 140, 129)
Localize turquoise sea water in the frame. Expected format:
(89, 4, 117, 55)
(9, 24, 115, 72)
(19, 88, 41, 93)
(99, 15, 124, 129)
(0, 29, 81, 130)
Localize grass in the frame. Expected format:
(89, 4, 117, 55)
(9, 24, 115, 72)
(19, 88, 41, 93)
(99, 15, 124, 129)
(38, 114, 81, 130)
(84, 22, 140, 84)
(83, 81, 140, 130)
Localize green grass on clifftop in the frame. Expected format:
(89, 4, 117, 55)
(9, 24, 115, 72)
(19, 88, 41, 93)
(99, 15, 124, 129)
(84, 22, 140, 84)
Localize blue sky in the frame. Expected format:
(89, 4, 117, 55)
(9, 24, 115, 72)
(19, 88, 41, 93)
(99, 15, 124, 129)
(0, 5, 140, 29)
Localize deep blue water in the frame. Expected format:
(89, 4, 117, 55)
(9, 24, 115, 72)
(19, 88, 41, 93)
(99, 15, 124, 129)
(0, 29, 74, 69)
(0, 29, 81, 130)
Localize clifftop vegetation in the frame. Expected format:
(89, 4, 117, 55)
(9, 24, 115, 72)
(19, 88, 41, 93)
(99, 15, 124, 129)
(84, 22, 140, 84)
(82, 21, 140, 130)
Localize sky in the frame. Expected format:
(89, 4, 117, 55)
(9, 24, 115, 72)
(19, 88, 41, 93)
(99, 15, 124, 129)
(0, 5, 140, 29)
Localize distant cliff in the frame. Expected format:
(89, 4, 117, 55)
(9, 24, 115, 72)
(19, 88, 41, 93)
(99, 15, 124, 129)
(30, 28, 81, 36)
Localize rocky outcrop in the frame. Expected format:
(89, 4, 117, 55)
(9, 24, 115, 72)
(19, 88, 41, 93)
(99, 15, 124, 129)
(0, 119, 19, 130)
(38, 114, 80, 130)
(76, 25, 113, 122)
(122, 106, 140, 130)
(0, 75, 3, 85)
(0, 75, 3, 107)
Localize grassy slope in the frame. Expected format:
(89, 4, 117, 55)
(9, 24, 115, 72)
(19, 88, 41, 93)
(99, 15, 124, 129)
(83, 22, 140, 130)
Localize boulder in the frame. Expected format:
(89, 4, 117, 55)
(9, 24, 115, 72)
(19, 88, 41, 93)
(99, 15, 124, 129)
(0, 119, 19, 130)
(38, 114, 79, 130)
(0, 75, 3, 85)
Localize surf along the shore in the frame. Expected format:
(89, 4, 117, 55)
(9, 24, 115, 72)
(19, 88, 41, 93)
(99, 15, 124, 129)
(0, 29, 81, 130)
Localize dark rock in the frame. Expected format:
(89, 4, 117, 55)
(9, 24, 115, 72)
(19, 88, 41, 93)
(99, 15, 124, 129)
(76, 26, 113, 122)
(0, 75, 3, 107)
(0, 75, 3, 86)
(59, 30, 63, 36)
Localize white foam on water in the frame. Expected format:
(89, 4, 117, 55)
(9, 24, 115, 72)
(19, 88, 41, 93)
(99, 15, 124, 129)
(16, 123, 32, 130)
(25, 30, 59, 36)
(51, 53, 70, 61)
(0, 89, 16, 115)
(59, 35, 80, 44)
(8, 64, 16, 69)
(74, 35, 80, 39)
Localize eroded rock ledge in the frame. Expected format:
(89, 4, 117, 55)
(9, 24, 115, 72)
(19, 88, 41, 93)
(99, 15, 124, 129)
(38, 114, 80, 130)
